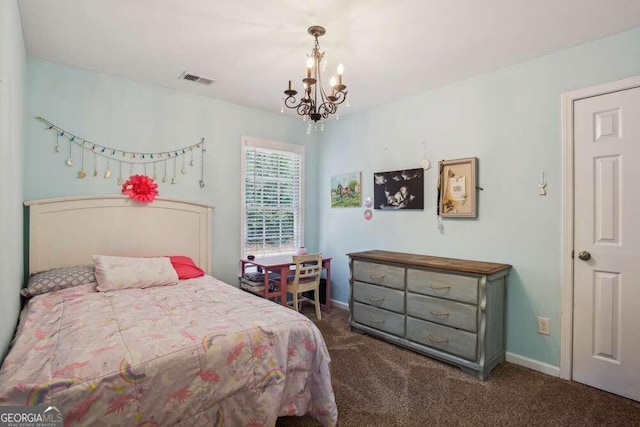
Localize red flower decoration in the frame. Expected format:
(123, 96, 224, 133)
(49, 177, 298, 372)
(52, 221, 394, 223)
(121, 174, 158, 204)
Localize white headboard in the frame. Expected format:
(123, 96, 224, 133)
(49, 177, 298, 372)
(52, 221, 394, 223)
(25, 195, 214, 275)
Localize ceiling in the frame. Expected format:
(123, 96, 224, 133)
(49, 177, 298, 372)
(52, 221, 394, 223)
(17, 0, 640, 117)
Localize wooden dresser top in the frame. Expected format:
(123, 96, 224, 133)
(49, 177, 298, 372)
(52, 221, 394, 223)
(347, 250, 511, 275)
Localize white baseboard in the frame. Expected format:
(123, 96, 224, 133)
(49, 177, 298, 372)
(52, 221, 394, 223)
(506, 352, 560, 377)
(330, 299, 349, 310)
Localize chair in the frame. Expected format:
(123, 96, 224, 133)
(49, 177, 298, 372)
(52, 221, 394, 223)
(287, 253, 323, 320)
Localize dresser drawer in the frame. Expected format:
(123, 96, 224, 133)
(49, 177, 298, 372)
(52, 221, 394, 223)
(407, 317, 477, 361)
(353, 260, 405, 290)
(407, 293, 477, 332)
(407, 269, 478, 304)
(353, 302, 405, 337)
(354, 281, 405, 313)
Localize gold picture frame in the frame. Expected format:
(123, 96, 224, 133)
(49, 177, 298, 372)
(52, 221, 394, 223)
(438, 157, 478, 218)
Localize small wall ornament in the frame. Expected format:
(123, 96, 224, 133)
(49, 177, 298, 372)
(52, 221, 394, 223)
(121, 174, 158, 204)
(539, 172, 547, 196)
(419, 140, 431, 171)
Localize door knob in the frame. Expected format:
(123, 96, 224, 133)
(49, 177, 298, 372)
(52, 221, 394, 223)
(578, 251, 591, 261)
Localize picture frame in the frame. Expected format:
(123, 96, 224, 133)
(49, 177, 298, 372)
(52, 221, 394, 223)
(373, 167, 424, 210)
(331, 172, 362, 208)
(438, 157, 478, 218)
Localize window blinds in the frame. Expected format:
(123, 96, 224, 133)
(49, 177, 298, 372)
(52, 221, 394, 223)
(242, 142, 304, 257)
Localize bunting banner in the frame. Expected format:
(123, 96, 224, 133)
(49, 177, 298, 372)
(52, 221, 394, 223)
(34, 116, 206, 188)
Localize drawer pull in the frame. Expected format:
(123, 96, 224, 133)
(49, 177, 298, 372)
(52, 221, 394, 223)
(368, 316, 385, 324)
(428, 309, 450, 317)
(368, 295, 385, 303)
(369, 273, 386, 280)
(429, 284, 451, 291)
(428, 334, 449, 344)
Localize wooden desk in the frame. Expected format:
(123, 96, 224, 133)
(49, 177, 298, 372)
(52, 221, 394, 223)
(239, 255, 332, 311)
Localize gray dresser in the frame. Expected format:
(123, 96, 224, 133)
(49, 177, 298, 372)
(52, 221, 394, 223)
(348, 250, 511, 379)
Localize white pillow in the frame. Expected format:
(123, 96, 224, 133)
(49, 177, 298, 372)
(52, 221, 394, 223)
(93, 255, 179, 292)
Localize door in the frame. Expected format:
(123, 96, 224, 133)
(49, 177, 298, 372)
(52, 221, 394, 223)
(573, 86, 640, 401)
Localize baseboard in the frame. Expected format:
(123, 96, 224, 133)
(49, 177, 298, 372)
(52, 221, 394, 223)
(506, 352, 560, 377)
(330, 299, 349, 310)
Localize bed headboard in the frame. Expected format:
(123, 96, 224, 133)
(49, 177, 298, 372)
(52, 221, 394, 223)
(25, 195, 214, 275)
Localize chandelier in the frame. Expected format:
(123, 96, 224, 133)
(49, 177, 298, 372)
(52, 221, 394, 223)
(282, 26, 348, 133)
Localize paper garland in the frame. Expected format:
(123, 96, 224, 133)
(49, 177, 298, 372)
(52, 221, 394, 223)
(35, 116, 206, 187)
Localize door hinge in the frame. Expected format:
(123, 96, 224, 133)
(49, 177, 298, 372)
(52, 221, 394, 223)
(571, 250, 574, 259)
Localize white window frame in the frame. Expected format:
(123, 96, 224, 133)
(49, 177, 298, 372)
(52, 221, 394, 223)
(240, 135, 305, 258)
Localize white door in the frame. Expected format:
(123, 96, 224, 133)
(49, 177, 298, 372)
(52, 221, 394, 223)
(573, 86, 640, 401)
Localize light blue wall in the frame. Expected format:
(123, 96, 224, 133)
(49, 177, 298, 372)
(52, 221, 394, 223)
(318, 27, 640, 367)
(0, 0, 26, 360)
(25, 58, 320, 286)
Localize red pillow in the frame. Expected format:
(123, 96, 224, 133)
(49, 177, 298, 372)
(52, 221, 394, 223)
(169, 256, 205, 280)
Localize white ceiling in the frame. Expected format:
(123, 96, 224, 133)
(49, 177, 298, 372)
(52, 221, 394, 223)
(17, 0, 640, 117)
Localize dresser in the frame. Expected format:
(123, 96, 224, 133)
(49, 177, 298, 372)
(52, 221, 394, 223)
(348, 250, 511, 379)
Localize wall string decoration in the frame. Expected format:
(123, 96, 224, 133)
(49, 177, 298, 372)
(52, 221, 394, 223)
(35, 116, 206, 188)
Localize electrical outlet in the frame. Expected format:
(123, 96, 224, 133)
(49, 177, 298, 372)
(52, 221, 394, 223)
(537, 317, 550, 335)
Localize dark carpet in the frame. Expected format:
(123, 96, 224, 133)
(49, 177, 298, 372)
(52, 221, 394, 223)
(277, 306, 640, 427)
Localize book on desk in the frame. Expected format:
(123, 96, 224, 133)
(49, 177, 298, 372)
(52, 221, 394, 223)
(239, 271, 326, 304)
(239, 272, 287, 293)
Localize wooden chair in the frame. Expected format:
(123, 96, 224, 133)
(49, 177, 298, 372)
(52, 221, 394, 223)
(287, 253, 323, 320)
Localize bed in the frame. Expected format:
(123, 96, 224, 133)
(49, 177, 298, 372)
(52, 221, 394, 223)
(0, 196, 338, 426)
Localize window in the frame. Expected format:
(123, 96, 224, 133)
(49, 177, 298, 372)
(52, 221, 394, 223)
(241, 136, 304, 258)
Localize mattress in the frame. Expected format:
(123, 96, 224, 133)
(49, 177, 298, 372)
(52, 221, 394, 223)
(0, 275, 337, 426)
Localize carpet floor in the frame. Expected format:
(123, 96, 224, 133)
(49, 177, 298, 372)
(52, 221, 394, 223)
(277, 306, 640, 427)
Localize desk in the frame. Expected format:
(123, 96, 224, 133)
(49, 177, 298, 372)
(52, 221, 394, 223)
(239, 255, 332, 311)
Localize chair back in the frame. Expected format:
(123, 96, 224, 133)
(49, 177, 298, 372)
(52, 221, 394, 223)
(291, 253, 322, 287)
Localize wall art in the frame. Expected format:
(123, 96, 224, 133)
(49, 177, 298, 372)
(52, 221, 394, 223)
(35, 116, 206, 188)
(331, 172, 362, 208)
(438, 157, 478, 218)
(373, 167, 424, 210)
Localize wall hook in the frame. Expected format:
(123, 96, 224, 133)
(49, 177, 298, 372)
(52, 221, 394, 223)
(539, 172, 547, 196)
(419, 140, 431, 170)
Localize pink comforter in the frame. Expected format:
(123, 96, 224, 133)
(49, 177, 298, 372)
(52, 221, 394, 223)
(0, 276, 337, 426)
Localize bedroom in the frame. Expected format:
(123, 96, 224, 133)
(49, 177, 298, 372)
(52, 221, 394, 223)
(1, 0, 640, 425)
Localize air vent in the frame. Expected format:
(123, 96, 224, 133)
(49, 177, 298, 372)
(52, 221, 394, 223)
(179, 72, 215, 86)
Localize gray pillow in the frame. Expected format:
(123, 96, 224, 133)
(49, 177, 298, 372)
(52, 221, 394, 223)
(21, 265, 97, 297)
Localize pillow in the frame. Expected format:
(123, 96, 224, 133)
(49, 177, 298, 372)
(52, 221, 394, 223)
(21, 265, 96, 297)
(93, 255, 179, 292)
(169, 255, 205, 280)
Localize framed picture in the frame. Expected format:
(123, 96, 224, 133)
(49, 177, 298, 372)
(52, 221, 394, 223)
(373, 167, 424, 210)
(438, 157, 478, 218)
(331, 172, 362, 207)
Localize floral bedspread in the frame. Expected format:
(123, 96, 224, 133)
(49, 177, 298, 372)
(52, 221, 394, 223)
(0, 276, 337, 426)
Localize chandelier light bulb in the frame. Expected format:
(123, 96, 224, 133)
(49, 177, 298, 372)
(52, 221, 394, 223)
(337, 64, 344, 75)
(306, 57, 314, 78)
